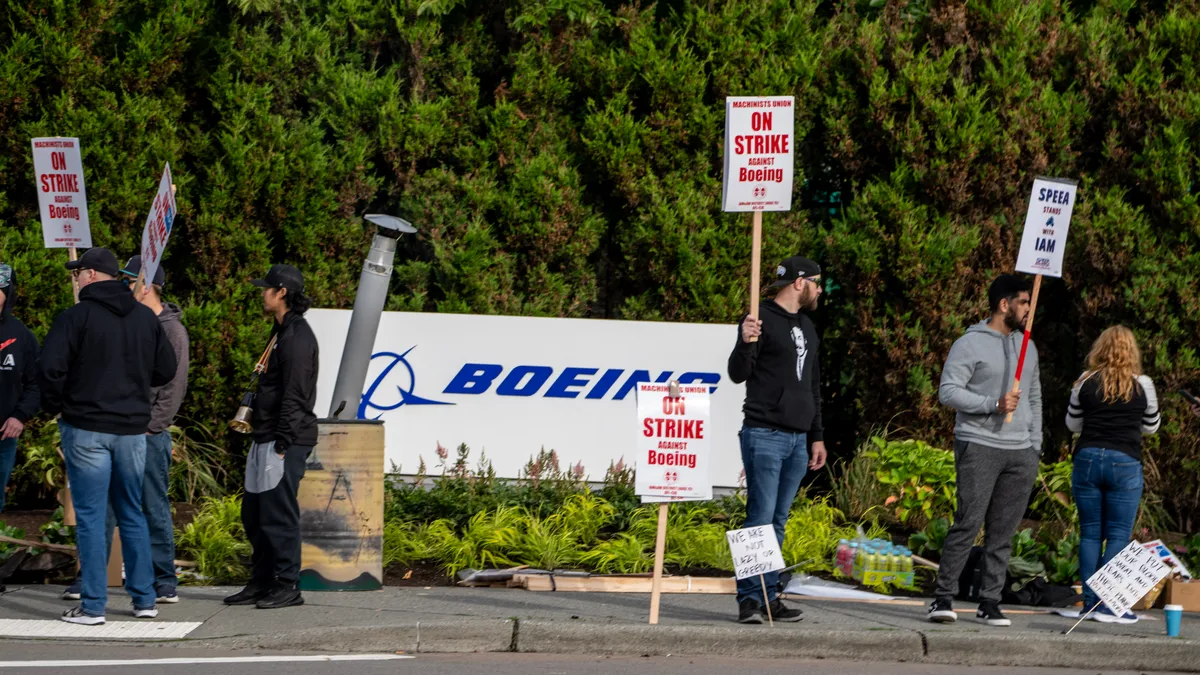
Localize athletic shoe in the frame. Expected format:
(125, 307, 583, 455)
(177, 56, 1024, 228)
(1091, 606, 1139, 624)
(224, 584, 270, 606)
(928, 596, 957, 623)
(764, 599, 804, 622)
(132, 605, 159, 619)
(156, 590, 180, 604)
(61, 606, 105, 625)
(256, 587, 304, 610)
(62, 581, 82, 601)
(976, 601, 1011, 627)
(737, 599, 764, 624)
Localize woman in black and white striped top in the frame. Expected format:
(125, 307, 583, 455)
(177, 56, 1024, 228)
(1066, 326, 1160, 624)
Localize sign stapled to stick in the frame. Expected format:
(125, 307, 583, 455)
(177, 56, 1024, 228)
(139, 163, 178, 289)
(727, 525, 786, 581)
(636, 382, 713, 503)
(31, 138, 92, 248)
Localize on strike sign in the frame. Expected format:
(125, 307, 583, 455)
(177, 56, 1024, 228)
(139, 163, 177, 288)
(635, 383, 712, 502)
(1015, 177, 1078, 278)
(31, 137, 92, 248)
(721, 96, 795, 212)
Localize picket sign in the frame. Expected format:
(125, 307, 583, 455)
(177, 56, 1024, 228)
(1006, 176, 1078, 423)
(637, 381, 713, 625)
(1064, 540, 1171, 635)
(726, 525, 787, 626)
(135, 164, 178, 295)
(722, 97, 795, 342)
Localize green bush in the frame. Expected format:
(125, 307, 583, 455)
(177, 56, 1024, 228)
(175, 495, 251, 585)
(865, 436, 957, 528)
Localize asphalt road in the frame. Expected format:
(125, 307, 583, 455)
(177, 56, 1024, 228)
(0, 645, 1189, 675)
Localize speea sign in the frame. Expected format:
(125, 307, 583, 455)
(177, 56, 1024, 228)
(307, 309, 746, 487)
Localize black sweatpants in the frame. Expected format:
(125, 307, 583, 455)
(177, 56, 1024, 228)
(242, 442, 311, 589)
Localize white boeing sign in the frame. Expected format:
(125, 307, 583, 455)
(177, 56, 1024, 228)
(307, 309, 747, 487)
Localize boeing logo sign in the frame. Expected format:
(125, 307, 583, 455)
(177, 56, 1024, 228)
(309, 309, 746, 487)
(360, 346, 721, 419)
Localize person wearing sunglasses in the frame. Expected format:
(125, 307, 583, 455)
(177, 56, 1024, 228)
(0, 262, 40, 524)
(727, 256, 828, 625)
(40, 248, 178, 625)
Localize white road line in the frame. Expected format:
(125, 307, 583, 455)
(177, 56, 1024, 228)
(0, 654, 414, 668)
(0, 619, 202, 640)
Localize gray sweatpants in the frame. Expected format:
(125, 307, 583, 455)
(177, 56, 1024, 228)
(934, 440, 1039, 602)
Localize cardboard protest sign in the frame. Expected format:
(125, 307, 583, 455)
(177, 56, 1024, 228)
(636, 383, 712, 502)
(721, 97, 795, 212)
(139, 163, 177, 288)
(726, 525, 786, 581)
(1015, 177, 1078, 278)
(31, 138, 91, 248)
(1087, 540, 1171, 617)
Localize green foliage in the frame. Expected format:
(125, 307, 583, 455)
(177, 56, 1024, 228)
(0, 522, 26, 556)
(1029, 460, 1075, 529)
(908, 517, 950, 558)
(168, 422, 229, 503)
(782, 496, 887, 577)
(175, 495, 251, 585)
(865, 436, 957, 528)
(38, 506, 74, 547)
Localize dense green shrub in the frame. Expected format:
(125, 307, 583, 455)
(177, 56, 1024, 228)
(1, 1, 1198, 528)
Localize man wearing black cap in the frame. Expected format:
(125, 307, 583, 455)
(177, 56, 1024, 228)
(224, 264, 318, 610)
(41, 248, 177, 625)
(0, 262, 40, 519)
(727, 256, 828, 624)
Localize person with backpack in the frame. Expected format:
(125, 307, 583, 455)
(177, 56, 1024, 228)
(1066, 326, 1160, 624)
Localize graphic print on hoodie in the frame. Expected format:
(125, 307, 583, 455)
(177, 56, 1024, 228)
(727, 301, 824, 441)
(0, 268, 40, 424)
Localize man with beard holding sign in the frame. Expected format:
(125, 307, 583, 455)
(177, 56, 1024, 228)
(727, 256, 827, 625)
(928, 275, 1042, 628)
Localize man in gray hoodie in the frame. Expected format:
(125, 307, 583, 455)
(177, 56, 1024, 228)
(928, 274, 1042, 628)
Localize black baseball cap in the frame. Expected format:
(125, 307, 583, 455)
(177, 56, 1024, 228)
(121, 255, 165, 286)
(65, 248, 120, 277)
(251, 264, 305, 294)
(770, 256, 822, 288)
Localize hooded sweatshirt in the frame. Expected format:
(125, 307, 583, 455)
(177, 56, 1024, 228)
(0, 269, 40, 424)
(939, 320, 1042, 453)
(251, 310, 319, 452)
(727, 301, 824, 440)
(148, 302, 190, 434)
(40, 279, 178, 435)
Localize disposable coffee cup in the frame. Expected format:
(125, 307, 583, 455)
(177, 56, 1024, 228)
(1165, 604, 1183, 637)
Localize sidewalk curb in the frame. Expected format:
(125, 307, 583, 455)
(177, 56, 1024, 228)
(183, 619, 514, 654)
(922, 631, 1200, 672)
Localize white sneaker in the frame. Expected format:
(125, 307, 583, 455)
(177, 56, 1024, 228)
(61, 607, 105, 625)
(132, 605, 159, 619)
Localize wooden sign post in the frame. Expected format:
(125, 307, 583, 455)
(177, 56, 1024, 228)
(1006, 176, 1078, 423)
(721, 97, 795, 337)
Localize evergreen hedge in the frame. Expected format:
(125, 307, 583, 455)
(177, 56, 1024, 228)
(1, 1, 1198, 527)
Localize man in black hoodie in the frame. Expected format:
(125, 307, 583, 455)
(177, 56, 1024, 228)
(41, 248, 177, 625)
(0, 263, 40, 515)
(727, 256, 828, 624)
(224, 264, 318, 611)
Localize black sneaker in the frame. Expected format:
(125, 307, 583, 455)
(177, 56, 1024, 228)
(976, 601, 1011, 627)
(737, 599, 764, 624)
(223, 584, 270, 606)
(928, 596, 957, 623)
(256, 587, 304, 610)
(764, 599, 804, 622)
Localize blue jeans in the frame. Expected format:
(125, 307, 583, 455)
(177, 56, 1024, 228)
(0, 437, 16, 513)
(61, 422, 155, 616)
(735, 427, 808, 606)
(1073, 446, 1143, 610)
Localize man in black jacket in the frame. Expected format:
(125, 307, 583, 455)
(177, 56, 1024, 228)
(727, 256, 828, 624)
(225, 264, 318, 610)
(41, 248, 177, 625)
(0, 262, 39, 516)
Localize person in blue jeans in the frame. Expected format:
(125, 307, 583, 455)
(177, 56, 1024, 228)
(63, 257, 190, 604)
(1066, 326, 1160, 625)
(40, 248, 177, 625)
(727, 256, 828, 624)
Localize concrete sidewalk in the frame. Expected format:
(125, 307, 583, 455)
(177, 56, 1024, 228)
(1, 584, 1198, 671)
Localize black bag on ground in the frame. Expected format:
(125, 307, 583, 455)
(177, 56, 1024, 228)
(955, 545, 1080, 607)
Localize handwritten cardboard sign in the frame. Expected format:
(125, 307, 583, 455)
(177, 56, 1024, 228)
(726, 525, 786, 581)
(1087, 540, 1171, 617)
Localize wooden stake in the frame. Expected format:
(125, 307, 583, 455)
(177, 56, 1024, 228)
(1005, 274, 1042, 424)
(760, 574, 774, 626)
(131, 268, 147, 299)
(68, 246, 80, 304)
(648, 502, 669, 625)
(747, 210, 763, 342)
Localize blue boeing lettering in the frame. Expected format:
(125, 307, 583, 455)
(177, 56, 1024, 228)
(443, 363, 503, 394)
(545, 367, 598, 399)
(496, 365, 553, 396)
(358, 347, 454, 419)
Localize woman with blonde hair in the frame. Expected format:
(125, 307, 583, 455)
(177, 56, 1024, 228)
(1066, 326, 1160, 624)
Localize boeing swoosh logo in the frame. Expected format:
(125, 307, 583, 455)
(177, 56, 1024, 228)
(358, 346, 453, 419)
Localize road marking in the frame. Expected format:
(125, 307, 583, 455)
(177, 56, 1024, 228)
(0, 619, 202, 640)
(0, 654, 414, 668)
